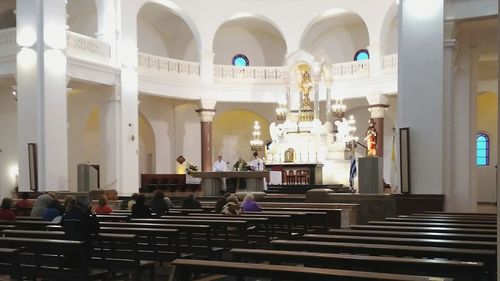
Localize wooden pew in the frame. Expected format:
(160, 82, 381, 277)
(411, 213, 497, 221)
(230, 248, 484, 281)
(187, 212, 294, 238)
(0, 237, 108, 281)
(424, 211, 496, 217)
(328, 229, 497, 242)
(168, 258, 454, 281)
(95, 214, 129, 222)
(392, 216, 496, 225)
(350, 225, 497, 235)
(0, 220, 54, 230)
(369, 220, 496, 229)
(95, 222, 222, 257)
(0, 247, 21, 280)
(303, 234, 496, 250)
(131, 218, 254, 247)
(93, 233, 155, 281)
(270, 240, 496, 276)
(2, 229, 65, 239)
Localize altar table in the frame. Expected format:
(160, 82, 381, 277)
(190, 171, 269, 196)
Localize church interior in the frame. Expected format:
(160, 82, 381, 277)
(0, 0, 498, 280)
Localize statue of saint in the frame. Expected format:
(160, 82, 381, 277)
(299, 69, 312, 109)
(365, 119, 377, 157)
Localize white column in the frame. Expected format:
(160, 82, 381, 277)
(199, 49, 214, 83)
(115, 5, 139, 195)
(95, 0, 117, 63)
(16, 0, 68, 192)
(99, 87, 120, 190)
(398, 0, 444, 194)
(368, 41, 382, 77)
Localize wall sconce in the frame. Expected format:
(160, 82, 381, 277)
(11, 85, 17, 101)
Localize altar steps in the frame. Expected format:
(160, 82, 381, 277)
(265, 185, 352, 194)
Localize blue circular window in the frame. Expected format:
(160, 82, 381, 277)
(232, 54, 249, 67)
(354, 49, 369, 61)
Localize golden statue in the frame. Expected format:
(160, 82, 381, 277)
(365, 119, 377, 157)
(298, 65, 312, 110)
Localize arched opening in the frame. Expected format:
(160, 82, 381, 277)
(380, 3, 399, 56)
(300, 9, 369, 63)
(67, 0, 97, 37)
(213, 109, 271, 165)
(139, 112, 156, 174)
(137, 2, 198, 61)
(213, 14, 287, 66)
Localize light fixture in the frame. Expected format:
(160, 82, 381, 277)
(11, 86, 17, 100)
(275, 101, 287, 121)
(332, 99, 347, 118)
(250, 121, 263, 151)
(346, 115, 359, 150)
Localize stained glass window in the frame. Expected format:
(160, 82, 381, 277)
(476, 133, 489, 166)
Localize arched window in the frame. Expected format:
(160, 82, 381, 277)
(232, 54, 249, 67)
(476, 133, 490, 166)
(354, 49, 369, 61)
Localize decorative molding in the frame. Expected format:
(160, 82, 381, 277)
(213, 65, 286, 83)
(195, 108, 216, 122)
(382, 53, 398, 74)
(66, 31, 111, 63)
(331, 60, 369, 80)
(368, 105, 389, 119)
(138, 52, 200, 79)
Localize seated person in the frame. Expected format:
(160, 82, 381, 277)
(221, 195, 242, 216)
(150, 190, 170, 216)
(214, 192, 231, 213)
(43, 200, 63, 221)
(131, 194, 152, 218)
(0, 198, 16, 221)
(15, 192, 32, 216)
(181, 194, 201, 209)
(95, 195, 113, 214)
(241, 193, 262, 212)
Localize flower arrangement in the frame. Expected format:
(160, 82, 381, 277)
(185, 162, 199, 175)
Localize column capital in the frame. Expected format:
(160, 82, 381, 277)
(368, 105, 389, 119)
(195, 108, 216, 122)
(366, 93, 389, 106)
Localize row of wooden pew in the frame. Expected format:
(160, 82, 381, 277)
(0, 209, 496, 280)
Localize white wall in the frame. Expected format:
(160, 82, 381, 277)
(0, 84, 18, 199)
(67, 0, 97, 37)
(301, 15, 369, 63)
(174, 102, 202, 168)
(213, 26, 286, 66)
(137, 22, 170, 57)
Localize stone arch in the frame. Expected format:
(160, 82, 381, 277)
(300, 9, 369, 63)
(380, 2, 399, 55)
(137, 0, 201, 61)
(213, 13, 287, 66)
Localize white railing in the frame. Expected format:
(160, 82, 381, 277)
(66, 31, 111, 63)
(382, 53, 398, 74)
(331, 60, 369, 80)
(138, 52, 200, 78)
(0, 28, 17, 56)
(214, 65, 286, 83)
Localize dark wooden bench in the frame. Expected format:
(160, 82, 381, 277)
(96, 221, 222, 257)
(168, 258, 454, 281)
(95, 215, 129, 222)
(2, 229, 65, 239)
(131, 218, 253, 247)
(98, 226, 183, 261)
(392, 216, 496, 224)
(93, 233, 155, 281)
(271, 239, 496, 276)
(230, 248, 484, 281)
(350, 224, 497, 235)
(0, 220, 53, 230)
(424, 211, 496, 217)
(369, 220, 496, 229)
(411, 213, 497, 221)
(328, 229, 497, 242)
(0, 247, 21, 280)
(303, 234, 496, 250)
(0, 237, 108, 281)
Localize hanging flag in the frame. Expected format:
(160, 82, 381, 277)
(349, 156, 357, 188)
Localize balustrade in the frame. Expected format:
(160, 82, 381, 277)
(138, 52, 200, 78)
(66, 31, 111, 63)
(382, 53, 398, 74)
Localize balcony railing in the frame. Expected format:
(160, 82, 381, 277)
(382, 53, 398, 74)
(66, 31, 111, 64)
(138, 52, 200, 79)
(0, 28, 16, 57)
(331, 60, 369, 80)
(214, 65, 286, 83)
